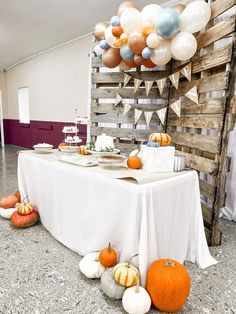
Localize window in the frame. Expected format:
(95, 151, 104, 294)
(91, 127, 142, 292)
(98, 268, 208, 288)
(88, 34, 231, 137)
(18, 87, 30, 124)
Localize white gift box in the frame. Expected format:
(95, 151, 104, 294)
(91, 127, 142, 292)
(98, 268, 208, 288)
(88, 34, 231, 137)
(139, 145, 175, 173)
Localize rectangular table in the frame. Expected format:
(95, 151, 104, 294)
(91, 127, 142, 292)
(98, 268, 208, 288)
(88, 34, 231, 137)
(18, 151, 217, 285)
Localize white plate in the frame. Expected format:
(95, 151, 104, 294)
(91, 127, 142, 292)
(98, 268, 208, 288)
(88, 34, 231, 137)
(86, 149, 120, 156)
(98, 154, 126, 164)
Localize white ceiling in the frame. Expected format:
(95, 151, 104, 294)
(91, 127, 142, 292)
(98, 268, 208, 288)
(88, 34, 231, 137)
(0, 0, 172, 70)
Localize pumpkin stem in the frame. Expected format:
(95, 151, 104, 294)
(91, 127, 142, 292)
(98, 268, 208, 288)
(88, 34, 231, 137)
(129, 253, 139, 263)
(165, 260, 176, 267)
(135, 274, 140, 293)
(107, 242, 111, 253)
(22, 195, 29, 204)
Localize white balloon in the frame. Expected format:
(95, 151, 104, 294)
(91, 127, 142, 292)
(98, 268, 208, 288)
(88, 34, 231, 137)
(171, 32, 197, 61)
(94, 44, 104, 57)
(105, 25, 117, 48)
(151, 39, 172, 66)
(146, 33, 162, 49)
(141, 4, 162, 23)
(180, 1, 211, 33)
(120, 8, 142, 34)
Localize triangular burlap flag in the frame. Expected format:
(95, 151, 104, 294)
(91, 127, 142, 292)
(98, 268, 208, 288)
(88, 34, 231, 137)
(156, 78, 166, 95)
(144, 111, 153, 126)
(123, 102, 132, 116)
(157, 107, 167, 126)
(134, 79, 142, 94)
(134, 109, 142, 124)
(114, 93, 123, 107)
(124, 74, 131, 87)
(180, 63, 192, 81)
(144, 81, 153, 96)
(170, 99, 181, 118)
(185, 85, 198, 104)
(169, 71, 180, 90)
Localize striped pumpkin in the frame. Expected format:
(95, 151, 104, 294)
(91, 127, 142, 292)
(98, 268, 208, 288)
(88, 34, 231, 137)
(79, 145, 91, 155)
(149, 133, 171, 146)
(17, 202, 34, 215)
(11, 210, 39, 228)
(113, 263, 140, 287)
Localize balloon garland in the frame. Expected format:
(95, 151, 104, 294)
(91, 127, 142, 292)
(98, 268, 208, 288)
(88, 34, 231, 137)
(93, 0, 211, 69)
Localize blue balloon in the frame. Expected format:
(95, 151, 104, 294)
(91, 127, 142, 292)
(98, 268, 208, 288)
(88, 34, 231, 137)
(142, 47, 152, 60)
(156, 8, 180, 38)
(110, 15, 120, 26)
(120, 45, 135, 61)
(100, 40, 109, 50)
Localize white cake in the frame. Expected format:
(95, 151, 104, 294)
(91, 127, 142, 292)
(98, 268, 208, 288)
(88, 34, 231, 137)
(63, 126, 78, 133)
(95, 133, 114, 152)
(66, 136, 73, 143)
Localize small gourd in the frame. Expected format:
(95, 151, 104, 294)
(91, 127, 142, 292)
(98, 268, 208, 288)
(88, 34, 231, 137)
(149, 133, 171, 146)
(17, 197, 34, 216)
(113, 262, 139, 287)
(127, 156, 141, 169)
(15, 190, 21, 203)
(99, 242, 117, 267)
(0, 195, 18, 209)
(101, 267, 126, 300)
(79, 252, 105, 279)
(122, 277, 151, 314)
(79, 145, 91, 155)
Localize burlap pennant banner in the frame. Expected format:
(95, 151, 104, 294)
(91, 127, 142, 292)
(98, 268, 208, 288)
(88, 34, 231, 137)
(185, 85, 198, 104)
(169, 72, 180, 90)
(145, 81, 154, 96)
(144, 111, 153, 126)
(157, 107, 167, 126)
(156, 78, 166, 95)
(134, 78, 143, 94)
(134, 109, 142, 124)
(114, 93, 123, 107)
(123, 102, 132, 116)
(170, 99, 181, 118)
(124, 74, 132, 87)
(180, 63, 192, 81)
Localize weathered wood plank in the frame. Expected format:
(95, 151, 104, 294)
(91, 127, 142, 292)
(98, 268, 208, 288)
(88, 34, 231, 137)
(197, 17, 235, 49)
(200, 180, 216, 199)
(175, 150, 218, 174)
(92, 102, 167, 113)
(91, 112, 160, 125)
(202, 203, 214, 225)
(168, 114, 224, 130)
(170, 131, 220, 154)
(115, 142, 140, 153)
(180, 97, 226, 114)
(210, 0, 236, 20)
(91, 126, 151, 139)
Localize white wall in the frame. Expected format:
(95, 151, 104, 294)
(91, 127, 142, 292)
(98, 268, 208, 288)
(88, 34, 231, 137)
(5, 34, 92, 122)
(0, 71, 8, 118)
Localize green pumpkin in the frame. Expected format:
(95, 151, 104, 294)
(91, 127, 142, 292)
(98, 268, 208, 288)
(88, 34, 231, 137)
(101, 268, 126, 299)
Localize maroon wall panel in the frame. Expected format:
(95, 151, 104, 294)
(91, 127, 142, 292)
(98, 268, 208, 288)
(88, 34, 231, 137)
(3, 119, 87, 149)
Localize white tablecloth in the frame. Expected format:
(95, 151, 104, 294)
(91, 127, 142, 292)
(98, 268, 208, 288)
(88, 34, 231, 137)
(18, 151, 217, 286)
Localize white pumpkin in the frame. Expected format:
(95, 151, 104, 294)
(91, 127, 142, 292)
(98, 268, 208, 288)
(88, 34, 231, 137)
(101, 267, 126, 299)
(79, 252, 105, 279)
(122, 279, 151, 314)
(0, 207, 17, 219)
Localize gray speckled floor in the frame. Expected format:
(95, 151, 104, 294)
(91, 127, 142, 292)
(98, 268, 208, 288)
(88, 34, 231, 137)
(0, 145, 235, 314)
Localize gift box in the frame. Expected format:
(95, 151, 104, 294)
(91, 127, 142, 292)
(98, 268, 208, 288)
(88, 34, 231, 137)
(140, 145, 175, 173)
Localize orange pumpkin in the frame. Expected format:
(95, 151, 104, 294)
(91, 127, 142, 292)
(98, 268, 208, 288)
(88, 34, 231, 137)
(79, 145, 91, 155)
(127, 156, 141, 169)
(15, 191, 21, 203)
(11, 210, 39, 228)
(113, 262, 139, 287)
(17, 202, 34, 216)
(146, 259, 191, 312)
(58, 142, 69, 148)
(99, 242, 117, 267)
(149, 133, 171, 146)
(0, 195, 18, 209)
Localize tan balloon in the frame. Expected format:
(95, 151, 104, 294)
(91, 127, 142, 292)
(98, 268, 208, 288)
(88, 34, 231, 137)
(134, 54, 143, 66)
(120, 60, 131, 70)
(102, 48, 122, 68)
(172, 3, 186, 14)
(93, 22, 109, 41)
(118, 1, 139, 17)
(146, 33, 162, 49)
(128, 29, 146, 55)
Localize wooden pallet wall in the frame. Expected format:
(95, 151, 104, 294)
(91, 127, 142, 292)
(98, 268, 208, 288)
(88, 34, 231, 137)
(91, 0, 236, 245)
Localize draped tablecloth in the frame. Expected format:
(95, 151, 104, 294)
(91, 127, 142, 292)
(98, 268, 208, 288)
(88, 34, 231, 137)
(18, 151, 217, 285)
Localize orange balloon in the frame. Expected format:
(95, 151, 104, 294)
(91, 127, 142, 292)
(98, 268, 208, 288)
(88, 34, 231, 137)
(172, 3, 186, 14)
(142, 59, 157, 68)
(142, 20, 155, 36)
(124, 60, 137, 68)
(112, 26, 123, 37)
(118, 1, 139, 17)
(128, 29, 147, 55)
(102, 48, 122, 68)
(93, 22, 109, 41)
(134, 54, 143, 66)
(120, 33, 128, 45)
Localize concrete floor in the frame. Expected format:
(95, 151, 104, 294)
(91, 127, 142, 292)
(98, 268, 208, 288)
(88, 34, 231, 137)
(0, 145, 235, 314)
